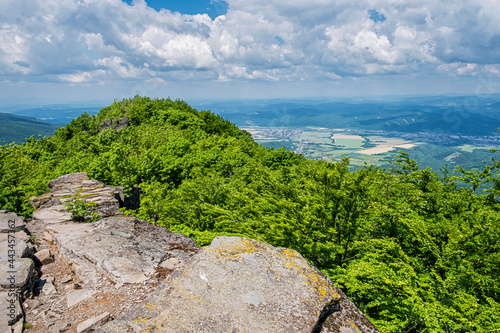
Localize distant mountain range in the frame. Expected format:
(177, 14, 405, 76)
(0, 112, 63, 144)
(1, 95, 499, 145)
(193, 94, 500, 136)
(0, 102, 103, 144)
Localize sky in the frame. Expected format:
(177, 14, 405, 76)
(1, 0, 500, 103)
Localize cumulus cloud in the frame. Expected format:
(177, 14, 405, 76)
(0, 0, 499, 87)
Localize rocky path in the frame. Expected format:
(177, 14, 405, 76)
(1, 210, 198, 333)
(22, 215, 198, 333)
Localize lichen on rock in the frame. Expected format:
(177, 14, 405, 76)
(97, 236, 378, 333)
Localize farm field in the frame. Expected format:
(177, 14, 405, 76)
(243, 126, 421, 167)
(243, 126, 499, 171)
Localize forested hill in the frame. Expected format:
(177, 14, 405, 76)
(1, 96, 499, 332)
(0, 112, 62, 144)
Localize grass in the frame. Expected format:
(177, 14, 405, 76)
(333, 138, 364, 149)
(458, 144, 493, 153)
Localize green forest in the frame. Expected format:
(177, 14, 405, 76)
(1, 97, 499, 332)
(0, 112, 61, 144)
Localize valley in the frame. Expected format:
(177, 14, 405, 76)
(243, 125, 500, 171)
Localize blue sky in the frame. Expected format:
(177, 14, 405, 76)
(122, 0, 228, 20)
(0, 0, 500, 103)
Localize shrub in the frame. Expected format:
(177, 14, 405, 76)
(63, 195, 100, 222)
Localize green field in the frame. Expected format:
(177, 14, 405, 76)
(246, 126, 416, 166)
(245, 126, 498, 171)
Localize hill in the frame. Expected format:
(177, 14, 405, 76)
(194, 95, 500, 136)
(0, 96, 499, 332)
(0, 112, 63, 144)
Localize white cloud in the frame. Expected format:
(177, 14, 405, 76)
(59, 71, 93, 83)
(0, 0, 499, 91)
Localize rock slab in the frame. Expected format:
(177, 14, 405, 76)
(0, 258, 35, 290)
(53, 216, 199, 285)
(0, 291, 22, 328)
(97, 237, 379, 333)
(0, 212, 25, 233)
(30, 172, 139, 219)
(77, 312, 111, 333)
(35, 248, 54, 265)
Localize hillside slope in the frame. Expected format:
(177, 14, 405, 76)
(0, 112, 62, 144)
(0, 97, 499, 332)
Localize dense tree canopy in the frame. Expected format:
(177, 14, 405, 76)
(1, 96, 499, 332)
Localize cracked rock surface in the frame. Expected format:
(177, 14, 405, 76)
(98, 236, 379, 333)
(22, 216, 199, 333)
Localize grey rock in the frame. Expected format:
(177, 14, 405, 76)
(0, 238, 31, 261)
(11, 320, 23, 333)
(0, 258, 35, 291)
(0, 291, 23, 328)
(66, 288, 96, 308)
(0, 230, 29, 242)
(46, 222, 95, 236)
(43, 231, 54, 243)
(31, 172, 121, 219)
(49, 321, 72, 333)
(48, 172, 89, 195)
(98, 237, 378, 333)
(98, 117, 129, 132)
(39, 278, 58, 295)
(31, 172, 139, 219)
(77, 312, 111, 333)
(321, 289, 380, 332)
(53, 216, 198, 285)
(29, 192, 58, 210)
(24, 298, 41, 310)
(0, 212, 25, 233)
(33, 205, 73, 225)
(35, 248, 54, 265)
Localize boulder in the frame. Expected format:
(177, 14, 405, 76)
(33, 205, 72, 225)
(0, 258, 36, 294)
(66, 288, 97, 308)
(35, 248, 54, 265)
(29, 192, 58, 210)
(98, 117, 129, 132)
(0, 230, 29, 243)
(97, 237, 378, 333)
(48, 172, 89, 196)
(0, 291, 22, 327)
(0, 237, 31, 261)
(47, 173, 120, 218)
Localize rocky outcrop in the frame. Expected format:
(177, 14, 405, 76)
(52, 216, 199, 286)
(29, 172, 140, 222)
(0, 211, 37, 332)
(19, 216, 199, 333)
(98, 236, 378, 333)
(6, 173, 378, 332)
(98, 117, 129, 132)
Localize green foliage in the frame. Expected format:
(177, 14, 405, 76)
(63, 196, 99, 222)
(27, 235, 40, 246)
(0, 112, 61, 145)
(1, 96, 500, 331)
(23, 322, 33, 329)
